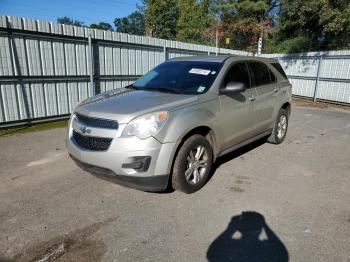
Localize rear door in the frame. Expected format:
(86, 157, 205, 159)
(218, 62, 259, 150)
(248, 61, 278, 133)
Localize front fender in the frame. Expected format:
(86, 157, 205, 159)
(154, 101, 220, 144)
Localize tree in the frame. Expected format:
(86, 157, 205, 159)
(114, 11, 145, 35)
(90, 22, 113, 31)
(57, 16, 85, 27)
(210, 0, 281, 52)
(272, 0, 350, 53)
(142, 0, 179, 39)
(176, 0, 214, 44)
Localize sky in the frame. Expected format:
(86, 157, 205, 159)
(0, 0, 140, 27)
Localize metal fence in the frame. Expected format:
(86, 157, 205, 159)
(1, 16, 349, 127)
(0, 15, 248, 127)
(263, 51, 350, 104)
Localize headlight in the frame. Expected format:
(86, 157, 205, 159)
(122, 111, 168, 139)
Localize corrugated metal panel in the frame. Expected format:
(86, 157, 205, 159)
(320, 58, 350, 79)
(26, 39, 41, 76)
(67, 82, 78, 112)
(56, 83, 69, 114)
(16, 83, 33, 119)
(76, 44, 87, 75)
(0, 86, 4, 122)
(38, 20, 50, 33)
(52, 42, 65, 75)
(0, 16, 8, 28)
(112, 47, 121, 75)
(44, 83, 58, 116)
(0, 36, 13, 76)
(104, 46, 113, 75)
(65, 43, 77, 75)
(317, 81, 350, 103)
(78, 82, 89, 101)
(40, 41, 54, 75)
(31, 83, 46, 118)
(289, 78, 316, 98)
(1, 84, 19, 121)
(13, 37, 28, 76)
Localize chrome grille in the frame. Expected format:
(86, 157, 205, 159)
(75, 113, 118, 129)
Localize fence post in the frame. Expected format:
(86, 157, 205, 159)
(313, 56, 323, 102)
(163, 46, 167, 61)
(88, 35, 94, 96)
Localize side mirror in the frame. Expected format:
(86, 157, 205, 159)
(221, 81, 246, 94)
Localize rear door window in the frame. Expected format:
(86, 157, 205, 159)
(223, 62, 251, 89)
(248, 62, 272, 87)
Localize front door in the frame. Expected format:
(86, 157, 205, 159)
(218, 62, 258, 150)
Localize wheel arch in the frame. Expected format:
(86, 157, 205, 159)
(281, 102, 291, 115)
(167, 125, 218, 191)
(178, 126, 218, 160)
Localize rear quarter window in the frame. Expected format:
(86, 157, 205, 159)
(272, 63, 288, 80)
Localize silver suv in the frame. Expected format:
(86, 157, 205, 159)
(67, 55, 292, 193)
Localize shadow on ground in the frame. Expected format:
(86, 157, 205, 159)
(207, 211, 289, 262)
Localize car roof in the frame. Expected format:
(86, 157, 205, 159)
(169, 55, 278, 64)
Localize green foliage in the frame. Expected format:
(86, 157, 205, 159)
(264, 35, 313, 54)
(114, 11, 145, 35)
(142, 0, 179, 39)
(176, 0, 214, 44)
(90, 22, 113, 31)
(57, 17, 85, 27)
(274, 0, 350, 52)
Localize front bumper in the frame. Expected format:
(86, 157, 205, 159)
(70, 155, 169, 191)
(66, 116, 178, 191)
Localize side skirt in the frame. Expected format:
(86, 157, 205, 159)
(218, 130, 272, 158)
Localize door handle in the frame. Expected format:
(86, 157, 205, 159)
(273, 88, 279, 93)
(248, 96, 256, 101)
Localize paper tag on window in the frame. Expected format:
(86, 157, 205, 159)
(197, 86, 206, 93)
(189, 68, 211, 75)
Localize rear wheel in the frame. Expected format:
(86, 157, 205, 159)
(268, 108, 289, 144)
(172, 135, 213, 194)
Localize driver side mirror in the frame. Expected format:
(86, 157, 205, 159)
(220, 81, 246, 94)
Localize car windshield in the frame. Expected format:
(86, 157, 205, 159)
(132, 61, 223, 94)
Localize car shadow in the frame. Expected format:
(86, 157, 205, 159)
(208, 136, 268, 182)
(207, 211, 289, 262)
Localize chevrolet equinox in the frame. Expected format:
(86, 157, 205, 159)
(67, 55, 292, 193)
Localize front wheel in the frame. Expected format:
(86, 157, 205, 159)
(171, 135, 213, 194)
(267, 108, 289, 144)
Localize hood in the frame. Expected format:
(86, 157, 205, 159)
(75, 88, 198, 124)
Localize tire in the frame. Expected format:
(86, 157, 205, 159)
(172, 135, 213, 194)
(267, 108, 289, 144)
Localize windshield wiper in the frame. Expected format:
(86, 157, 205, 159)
(144, 86, 183, 94)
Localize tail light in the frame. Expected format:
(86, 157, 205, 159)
(288, 83, 292, 95)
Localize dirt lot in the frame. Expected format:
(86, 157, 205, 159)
(0, 106, 350, 262)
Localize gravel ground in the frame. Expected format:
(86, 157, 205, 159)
(0, 106, 349, 262)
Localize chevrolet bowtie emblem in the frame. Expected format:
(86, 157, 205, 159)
(80, 125, 88, 134)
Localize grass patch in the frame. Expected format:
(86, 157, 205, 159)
(0, 119, 68, 137)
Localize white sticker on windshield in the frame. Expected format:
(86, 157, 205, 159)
(189, 68, 211, 75)
(197, 86, 206, 93)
